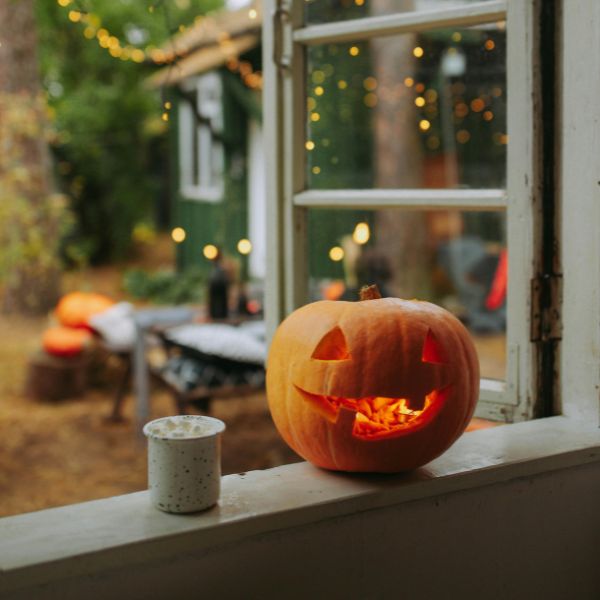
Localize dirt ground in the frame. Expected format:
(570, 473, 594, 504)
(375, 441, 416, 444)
(0, 239, 299, 518)
(0, 311, 300, 518)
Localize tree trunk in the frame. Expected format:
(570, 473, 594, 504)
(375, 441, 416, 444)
(0, 0, 60, 314)
(371, 0, 432, 298)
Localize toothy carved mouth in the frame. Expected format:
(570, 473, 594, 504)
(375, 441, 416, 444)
(294, 385, 451, 439)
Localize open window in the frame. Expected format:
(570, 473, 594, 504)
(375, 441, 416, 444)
(179, 72, 225, 202)
(264, 0, 543, 422)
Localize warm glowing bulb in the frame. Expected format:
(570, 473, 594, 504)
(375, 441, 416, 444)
(237, 238, 252, 255)
(314, 86, 324, 96)
(349, 46, 360, 57)
(312, 166, 321, 175)
(164, 101, 172, 110)
(57, 0, 72, 6)
(484, 39, 496, 51)
(363, 77, 377, 91)
(404, 77, 414, 87)
(413, 46, 424, 58)
(161, 112, 169, 122)
(171, 227, 186, 243)
(131, 49, 145, 63)
(68, 10, 81, 22)
(419, 119, 431, 131)
(415, 96, 425, 107)
(353, 222, 370, 245)
(248, 8, 257, 19)
(470, 98, 485, 113)
(305, 140, 315, 151)
(203, 244, 219, 260)
(329, 246, 344, 262)
(310, 112, 320, 122)
(337, 80, 348, 90)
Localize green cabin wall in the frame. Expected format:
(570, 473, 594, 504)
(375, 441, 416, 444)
(169, 68, 252, 280)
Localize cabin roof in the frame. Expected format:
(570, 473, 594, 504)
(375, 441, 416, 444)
(148, 1, 262, 88)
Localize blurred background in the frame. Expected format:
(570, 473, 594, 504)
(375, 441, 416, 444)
(0, 0, 504, 517)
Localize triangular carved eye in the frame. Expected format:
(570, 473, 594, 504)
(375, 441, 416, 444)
(421, 329, 448, 364)
(311, 327, 351, 361)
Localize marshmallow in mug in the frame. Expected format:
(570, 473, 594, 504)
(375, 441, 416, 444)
(144, 415, 226, 513)
(145, 416, 217, 439)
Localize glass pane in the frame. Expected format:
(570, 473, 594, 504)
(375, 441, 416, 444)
(304, 0, 499, 26)
(305, 23, 507, 189)
(307, 208, 507, 380)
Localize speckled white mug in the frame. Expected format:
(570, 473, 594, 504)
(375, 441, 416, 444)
(143, 415, 226, 514)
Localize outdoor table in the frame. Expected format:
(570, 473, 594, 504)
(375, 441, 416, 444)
(133, 307, 196, 436)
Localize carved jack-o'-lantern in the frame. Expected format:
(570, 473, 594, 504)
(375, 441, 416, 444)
(267, 286, 479, 473)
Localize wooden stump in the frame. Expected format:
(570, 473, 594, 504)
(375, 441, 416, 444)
(24, 350, 89, 401)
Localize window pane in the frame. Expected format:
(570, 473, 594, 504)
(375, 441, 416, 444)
(304, 0, 499, 26)
(305, 23, 506, 189)
(307, 208, 507, 380)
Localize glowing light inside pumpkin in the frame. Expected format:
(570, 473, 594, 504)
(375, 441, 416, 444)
(296, 326, 451, 439)
(295, 386, 452, 439)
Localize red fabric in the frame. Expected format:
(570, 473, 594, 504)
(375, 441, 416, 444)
(485, 249, 508, 310)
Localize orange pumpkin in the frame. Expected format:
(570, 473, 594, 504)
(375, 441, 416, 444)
(55, 292, 114, 330)
(267, 285, 479, 473)
(43, 326, 93, 357)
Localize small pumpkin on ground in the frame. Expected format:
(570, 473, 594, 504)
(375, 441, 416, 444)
(266, 285, 479, 473)
(55, 292, 114, 330)
(42, 326, 93, 357)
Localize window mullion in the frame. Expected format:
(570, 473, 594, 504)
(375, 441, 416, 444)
(294, 1, 507, 46)
(294, 189, 507, 210)
(504, 0, 539, 420)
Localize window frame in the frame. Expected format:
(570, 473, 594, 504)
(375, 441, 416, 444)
(178, 72, 225, 203)
(265, 0, 540, 422)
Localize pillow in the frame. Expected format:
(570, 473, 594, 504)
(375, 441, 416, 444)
(165, 323, 267, 365)
(88, 302, 136, 352)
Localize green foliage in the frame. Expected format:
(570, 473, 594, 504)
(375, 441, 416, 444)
(35, 0, 222, 263)
(123, 267, 205, 305)
(0, 92, 75, 312)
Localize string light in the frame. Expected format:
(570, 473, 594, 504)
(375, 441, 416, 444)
(337, 80, 348, 90)
(404, 77, 414, 87)
(203, 244, 219, 260)
(363, 77, 377, 91)
(415, 96, 425, 108)
(456, 129, 470, 144)
(237, 239, 252, 255)
(484, 39, 496, 51)
(413, 46, 424, 58)
(470, 98, 485, 112)
(314, 86, 324, 96)
(329, 246, 344, 262)
(56, 0, 264, 91)
(352, 222, 370, 245)
(171, 227, 186, 243)
(349, 46, 360, 57)
(419, 119, 431, 131)
(483, 110, 494, 121)
(305, 140, 315, 150)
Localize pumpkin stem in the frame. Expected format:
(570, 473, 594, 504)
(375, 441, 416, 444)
(359, 285, 382, 301)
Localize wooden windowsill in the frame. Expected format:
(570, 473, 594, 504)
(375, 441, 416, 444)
(1, 415, 599, 595)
